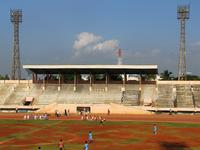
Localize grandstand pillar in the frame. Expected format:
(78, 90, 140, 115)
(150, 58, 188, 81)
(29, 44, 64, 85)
(58, 74, 61, 91)
(76, 74, 81, 84)
(60, 74, 64, 84)
(139, 75, 142, 105)
(121, 73, 126, 92)
(105, 73, 108, 92)
(32, 73, 37, 83)
(139, 75, 142, 91)
(27, 73, 30, 89)
(73, 73, 77, 92)
(42, 74, 46, 91)
(89, 73, 92, 92)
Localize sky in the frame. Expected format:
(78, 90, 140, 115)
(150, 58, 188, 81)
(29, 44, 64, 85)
(0, 0, 200, 78)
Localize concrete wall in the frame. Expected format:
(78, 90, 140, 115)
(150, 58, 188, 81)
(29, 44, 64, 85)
(0, 80, 32, 84)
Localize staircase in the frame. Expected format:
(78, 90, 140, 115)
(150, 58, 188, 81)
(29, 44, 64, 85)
(156, 85, 174, 107)
(191, 85, 200, 108)
(176, 85, 194, 108)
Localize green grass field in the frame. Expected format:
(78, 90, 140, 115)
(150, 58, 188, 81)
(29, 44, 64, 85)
(0, 120, 200, 150)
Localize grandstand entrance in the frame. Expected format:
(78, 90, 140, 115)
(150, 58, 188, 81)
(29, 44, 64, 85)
(77, 106, 91, 113)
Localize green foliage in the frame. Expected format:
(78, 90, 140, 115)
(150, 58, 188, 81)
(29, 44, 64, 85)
(186, 74, 200, 80)
(160, 70, 173, 80)
(141, 74, 156, 81)
(160, 122, 200, 128)
(0, 74, 9, 80)
(63, 74, 74, 80)
(94, 74, 105, 80)
(110, 74, 122, 81)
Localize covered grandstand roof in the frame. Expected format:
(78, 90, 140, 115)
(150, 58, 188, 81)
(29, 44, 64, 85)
(23, 64, 158, 74)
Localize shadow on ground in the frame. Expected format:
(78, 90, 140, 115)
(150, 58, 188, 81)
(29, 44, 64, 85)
(159, 141, 189, 150)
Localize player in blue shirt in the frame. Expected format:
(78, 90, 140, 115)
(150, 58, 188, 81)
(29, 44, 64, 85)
(88, 131, 93, 143)
(84, 141, 89, 150)
(153, 124, 158, 134)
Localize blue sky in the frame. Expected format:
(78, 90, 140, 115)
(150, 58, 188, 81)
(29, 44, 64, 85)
(0, 0, 200, 77)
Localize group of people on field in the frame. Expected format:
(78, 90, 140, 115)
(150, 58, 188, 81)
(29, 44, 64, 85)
(23, 113, 48, 120)
(81, 114, 106, 122)
(37, 131, 93, 150)
(55, 109, 70, 117)
(37, 124, 158, 150)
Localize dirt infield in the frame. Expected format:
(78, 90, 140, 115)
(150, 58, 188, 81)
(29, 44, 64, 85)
(0, 113, 200, 150)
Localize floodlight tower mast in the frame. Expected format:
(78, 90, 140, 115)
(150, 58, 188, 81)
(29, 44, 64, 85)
(177, 5, 190, 80)
(10, 9, 22, 80)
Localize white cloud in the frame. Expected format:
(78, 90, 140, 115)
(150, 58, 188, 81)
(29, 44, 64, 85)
(73, 32, 119, 56)
(93, 40, 119, 52)
(73, 32, 102, 50)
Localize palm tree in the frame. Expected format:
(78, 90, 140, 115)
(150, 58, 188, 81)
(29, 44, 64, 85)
(160, 70, 173, 80)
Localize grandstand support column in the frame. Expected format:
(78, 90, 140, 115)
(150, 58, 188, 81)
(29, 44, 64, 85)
(42, 74, 46, 91)
(121, 73, 126, 92)
(139, 75, 142, 105)
(32, 73, 37, 83)
(89, 73, 92, 92)
(73, 73, 77, 92)
(105, 73, 108, 92)
(58, 74, 61, 91)
(124, 73, 126, 87)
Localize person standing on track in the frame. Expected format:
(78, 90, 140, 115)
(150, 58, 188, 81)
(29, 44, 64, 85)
(88, 131, 93, 143)
(107, 109, 110, 115)
(59, 139, 64, 150)
(84, 140, 89, 150)
(153, 124, 158, 135)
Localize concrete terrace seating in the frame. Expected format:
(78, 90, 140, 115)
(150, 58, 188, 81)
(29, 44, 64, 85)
(192, 85, 200, 108)
(176, 85, 194, 108)
(56, 84, 121, 104)
(0, 84, 16, 105)
(142, 84, 156, 106)
(56, 84, 122, 104)
(156, 84, 174, 107)
(4, 84, 30, 105)
(36, 84, 59, 105)
(123, 90, 140, 106)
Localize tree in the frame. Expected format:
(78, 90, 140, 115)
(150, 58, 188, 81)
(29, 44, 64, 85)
(0, 74, 10, 80)
(110, 74, 122, 81)
(160, 70, 173, 80)
(186, 75, 200, 80)
(141, 74, 156, 81)
(94, 74, 105, 81)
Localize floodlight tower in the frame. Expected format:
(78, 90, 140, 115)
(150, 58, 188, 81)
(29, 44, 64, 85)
(10, 9, 22, 80)
(117, 48, 123, 65)
(177, 5, 190, 80)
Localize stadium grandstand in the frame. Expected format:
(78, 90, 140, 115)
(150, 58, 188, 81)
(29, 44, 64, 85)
(0, 64, 200, 114)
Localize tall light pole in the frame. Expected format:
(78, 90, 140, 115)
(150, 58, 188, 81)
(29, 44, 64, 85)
(10, 9, 22, 80)
(177, 5, 190, 80)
